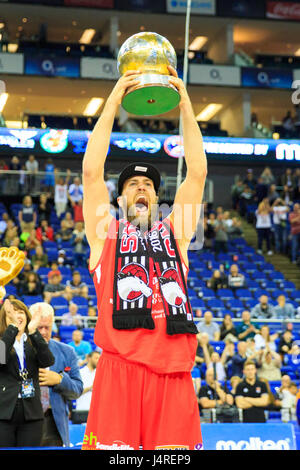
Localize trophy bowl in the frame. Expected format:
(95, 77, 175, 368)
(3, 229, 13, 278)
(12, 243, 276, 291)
(117, 32, 180, 116)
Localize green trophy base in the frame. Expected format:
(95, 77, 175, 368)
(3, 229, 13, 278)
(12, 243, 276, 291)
(121, 73, 180, 116)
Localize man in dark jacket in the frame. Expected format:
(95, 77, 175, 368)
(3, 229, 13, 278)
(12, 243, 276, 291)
(30, 302, 83, 447)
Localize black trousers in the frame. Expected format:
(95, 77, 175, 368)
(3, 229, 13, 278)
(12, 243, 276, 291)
(40, 409, 63, 447)
(0, 399, 43, 448)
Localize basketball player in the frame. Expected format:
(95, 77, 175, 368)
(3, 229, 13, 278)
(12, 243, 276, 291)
(81, 67, 207, 451)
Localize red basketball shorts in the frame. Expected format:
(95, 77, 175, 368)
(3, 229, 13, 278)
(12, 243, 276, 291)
(82, 351, 203, 450)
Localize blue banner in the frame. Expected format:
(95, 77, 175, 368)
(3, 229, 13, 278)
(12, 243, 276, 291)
(25, 55, 80, 78)
(0, 128, 300, 164)
(242, 67, 294, 89)
(67, 423, 296, 449)
(201, 423, 296, 450)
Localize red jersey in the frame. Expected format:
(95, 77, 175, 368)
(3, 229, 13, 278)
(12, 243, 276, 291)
(89, 218, 197, 374)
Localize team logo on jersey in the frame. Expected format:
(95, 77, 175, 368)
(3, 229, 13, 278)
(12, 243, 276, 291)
(117, 262, 152, 302)
(159, 267, 187, 308)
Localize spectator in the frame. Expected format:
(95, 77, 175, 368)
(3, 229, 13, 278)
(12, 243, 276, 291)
(255, 177, 269, 204)
(0, 212, 9, 239)
(236, 311, 260, 341)
(24, 229, 41, 252)
(68, 176, 83, 205)
(86, 306, 97, 328)
(274, 295, 295, 320)
(196, 311, 220, 341)
(271, 198, 289, 254)
(207, 270, 227, 292)
(195, 332, 214, 373)
(62, 211, 74, 230)
(31, 245, 49, 269)
(55, 219, 73, 243)
(25, 154, 39, 193)
(43, 272, 67, 303)
(36, 220, 54, 243)
(68, 330, 92, 367)
(235, 360, 269, 423)
(220, 340, 236, 374)
(289, 203, 300, 263)
(227, 264, 246, 290)
(268, 184, 280, 206)
(282, 112, 295, 139)
(198, 368, 232, 414)
(18, 195, 37, 234)
(203, 216, 215, 249)
(229, 376, 242, 398)
(76, 351, 101, 411)
(243, 170, 257, 192)
(260, 166, 275, 186)
(254, 325, 278, 351)
(279, 168, 294, 191)
(257, 346, 282, 382)
(205, 351, 226, 382)
(239, 185, 254, 219)
(71, 222, 88, 267)
(281, 184, 293, 207)
(231, 179, 244, 210)
(19, 272, 44, 297)
(277, 329, 294, 359)
(274, 375, 292, 408)
(281, 382, 298, 422)
(9, 156, 21, 192)
(191, 360, 201, 396)
(37, 193, 52, 223)
(44, 158, 55, 195)
(227, 217, 243, 240)
(0, 299, 54, 448)
(214, 213, 228, 254)
(255, 199, 273, 255)
(65, 271, 89, 301)
(61, 302, 83, 328)
(2, 219, 18, 247)
(32, 302, 83, 447)
(231, 341, 250, 378)
(220, 314, 238, 342)
(251, 295, 274, 319)
(71, 199, 84, 224)
(54, 170, 71, 217)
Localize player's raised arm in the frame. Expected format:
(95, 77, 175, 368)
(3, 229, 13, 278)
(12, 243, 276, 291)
(167, 66, 207, 253)
(82, 71, 142, 248)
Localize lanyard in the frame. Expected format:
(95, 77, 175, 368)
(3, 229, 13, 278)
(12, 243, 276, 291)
(16, 343, 28, 381)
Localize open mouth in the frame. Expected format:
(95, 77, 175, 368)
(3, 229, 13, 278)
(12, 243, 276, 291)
(135, 196, 149, 213)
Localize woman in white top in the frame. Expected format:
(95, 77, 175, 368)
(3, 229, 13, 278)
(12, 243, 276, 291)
(254, 325, 278, 352)
(255, 198, 273, 255)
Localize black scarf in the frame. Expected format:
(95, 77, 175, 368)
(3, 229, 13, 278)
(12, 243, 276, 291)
(112, 218, 198, 335)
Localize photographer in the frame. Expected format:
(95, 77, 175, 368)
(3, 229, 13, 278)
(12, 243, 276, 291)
(271, 198, 289, 254)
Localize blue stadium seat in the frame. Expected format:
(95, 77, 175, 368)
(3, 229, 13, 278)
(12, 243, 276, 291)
(51, 296, 69, 309)
(72, 296, 89, 306)
(5, 284, 17, 295)
(225, 298, 245, 311)
(271, 272, 285, 283)
(235, 289, 253, 301)
(82, 328, 95, 342)
(198, 288, 216, 300)
(210, 341, 226, 354)
(59, 325, 77, 343)
(217, 289, 235, 300)
(206, 299, 226, 312)
(22, 295, 43, 306)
